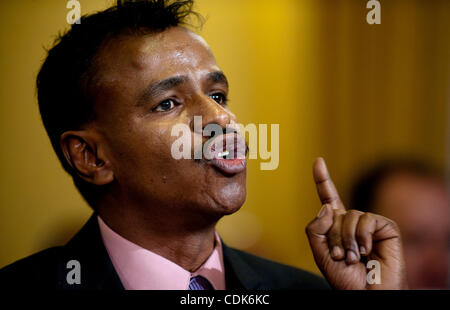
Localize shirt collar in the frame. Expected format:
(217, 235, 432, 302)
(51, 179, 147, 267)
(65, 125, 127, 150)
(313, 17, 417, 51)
(97, 216, 225, 290)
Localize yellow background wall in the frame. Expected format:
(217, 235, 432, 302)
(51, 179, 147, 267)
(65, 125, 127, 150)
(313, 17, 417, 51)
(1, 0, 449, 276)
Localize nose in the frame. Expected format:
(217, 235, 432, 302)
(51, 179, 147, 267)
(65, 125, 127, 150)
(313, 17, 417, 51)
(190, 93, 236, 135)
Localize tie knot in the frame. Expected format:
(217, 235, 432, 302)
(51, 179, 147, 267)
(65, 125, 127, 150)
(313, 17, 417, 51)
(188, 275, 214, 290)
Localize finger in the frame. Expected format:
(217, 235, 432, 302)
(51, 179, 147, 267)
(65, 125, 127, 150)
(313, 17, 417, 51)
(305, 204, 334, 265)
(313, 157, 345, 212)
(371, 214, 401, 242)
(341, 210, 364, 264)
(355, 213, 376, 256)
(327, 213, 345, 261)
(306, 204, 334, 235)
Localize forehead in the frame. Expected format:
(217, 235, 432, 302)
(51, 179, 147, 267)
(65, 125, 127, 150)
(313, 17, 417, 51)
(95, 26, 218, 83)
(375, 173, 450, 228)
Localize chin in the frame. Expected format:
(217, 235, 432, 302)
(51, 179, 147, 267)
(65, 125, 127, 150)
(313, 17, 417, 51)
(208, 181, 247, 215)
(193, 165, 247, 217)
(216, 196, 245, 215)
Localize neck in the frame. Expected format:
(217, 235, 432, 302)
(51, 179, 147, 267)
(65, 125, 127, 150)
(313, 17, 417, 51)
(96, 199, 220, 272)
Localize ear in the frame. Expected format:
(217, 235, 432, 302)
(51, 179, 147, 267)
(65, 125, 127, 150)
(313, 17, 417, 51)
(60, 130, 114, 186)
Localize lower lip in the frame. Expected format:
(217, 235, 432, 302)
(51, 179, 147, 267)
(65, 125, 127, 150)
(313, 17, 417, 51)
(210, 158, 246, 175)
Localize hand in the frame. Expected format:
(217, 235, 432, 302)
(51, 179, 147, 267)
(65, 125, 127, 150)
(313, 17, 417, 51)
(305, 157, 408, 289)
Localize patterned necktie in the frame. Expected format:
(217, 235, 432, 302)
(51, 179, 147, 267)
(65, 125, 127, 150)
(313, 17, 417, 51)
(188, 275, 214, 290)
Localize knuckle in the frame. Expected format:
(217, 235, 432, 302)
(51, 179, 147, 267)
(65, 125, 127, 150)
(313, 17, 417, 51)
(385, 218, 400, 231)
(364, 212, 376, 219)
(369, 212, 399, 230)
(360, 212, 375, 223)
(347, 209, 363, 217)
(305, 220, 318, 235)
(333, 209, 347, 217)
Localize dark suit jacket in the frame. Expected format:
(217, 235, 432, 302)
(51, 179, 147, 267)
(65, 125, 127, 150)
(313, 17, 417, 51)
(0, 214, 330, 290)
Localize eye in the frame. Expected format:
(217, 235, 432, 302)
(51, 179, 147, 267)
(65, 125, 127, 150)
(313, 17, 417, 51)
(209, 93, 228, 105)
(153, 99, 176, 112)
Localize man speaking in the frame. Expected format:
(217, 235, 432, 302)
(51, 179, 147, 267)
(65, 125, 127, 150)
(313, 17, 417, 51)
(0, 0, 407, 290)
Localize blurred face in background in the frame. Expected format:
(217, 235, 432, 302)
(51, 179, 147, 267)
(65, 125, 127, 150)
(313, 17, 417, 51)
(372, 172, 450, 289)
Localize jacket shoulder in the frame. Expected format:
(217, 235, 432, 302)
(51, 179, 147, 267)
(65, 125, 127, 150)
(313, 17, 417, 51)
(0, 247, 64, 288)
(224, 246, 330, 290)
(0, 214, 124, 290)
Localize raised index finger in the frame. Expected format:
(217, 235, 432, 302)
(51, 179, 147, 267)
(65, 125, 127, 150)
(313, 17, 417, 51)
(313, 157, 345, 212)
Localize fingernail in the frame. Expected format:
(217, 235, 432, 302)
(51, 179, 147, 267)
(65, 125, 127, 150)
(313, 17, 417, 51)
(346, 250, 358, 263)
(331, 246, 343, 258)
(317, 205, 328, 218)
(359, 246, 367, 255)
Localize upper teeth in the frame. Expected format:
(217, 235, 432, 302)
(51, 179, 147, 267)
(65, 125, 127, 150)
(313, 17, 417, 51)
(218, 150, 229, 158)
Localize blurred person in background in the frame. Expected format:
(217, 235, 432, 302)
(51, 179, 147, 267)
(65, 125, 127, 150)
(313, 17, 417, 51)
(350, 159, 450, 289)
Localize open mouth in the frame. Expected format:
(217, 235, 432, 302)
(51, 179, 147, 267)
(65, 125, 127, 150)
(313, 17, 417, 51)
(204, 132, 247, 175)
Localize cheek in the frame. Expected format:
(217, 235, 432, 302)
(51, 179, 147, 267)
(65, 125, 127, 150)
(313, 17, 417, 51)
(106, 121, 176, 181)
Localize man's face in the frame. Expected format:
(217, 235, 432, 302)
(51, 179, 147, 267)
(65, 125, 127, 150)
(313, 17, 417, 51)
(373, 173, 450, 289)
(89, 27, 246, 220)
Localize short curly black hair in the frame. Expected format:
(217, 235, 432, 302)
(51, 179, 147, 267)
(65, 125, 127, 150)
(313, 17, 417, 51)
(36, 0, 202, 207)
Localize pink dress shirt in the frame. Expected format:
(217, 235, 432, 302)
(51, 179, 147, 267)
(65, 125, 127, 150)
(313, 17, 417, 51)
(97, 216, 226, 290)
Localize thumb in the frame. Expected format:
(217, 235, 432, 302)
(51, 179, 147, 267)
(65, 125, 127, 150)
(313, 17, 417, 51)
(306, 204, 334, 265)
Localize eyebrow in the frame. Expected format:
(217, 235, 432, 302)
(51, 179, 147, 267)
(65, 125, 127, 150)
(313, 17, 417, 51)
(137, 75, 188, 106)
(206, 71, 228, 89)
(136, 71, 229, 106)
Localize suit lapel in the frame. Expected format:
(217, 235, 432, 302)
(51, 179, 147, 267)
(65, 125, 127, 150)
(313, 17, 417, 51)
(222, 243, 266, 290)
